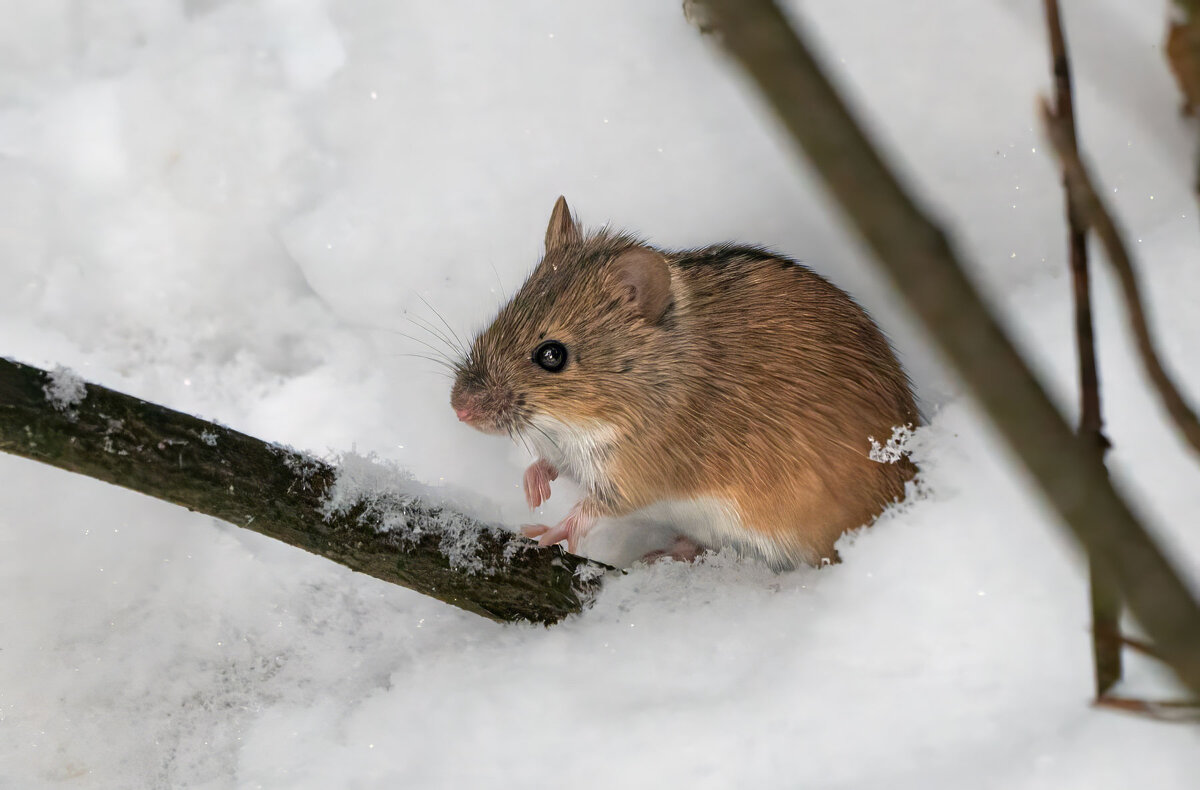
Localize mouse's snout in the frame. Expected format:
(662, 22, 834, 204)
(450, 374, 517, 435)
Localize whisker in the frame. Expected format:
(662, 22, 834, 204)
(417, 293, 469, 356)
(384, 355, 454, 380)
(512, 425, 536, 459)
(505, 424, 526, 456)
(526, 421, 562, 454)
(403, 311, 460, 358)
(488, 261, 508, 300)
(345, 320, 454, 361)
(382, 328, 457, 364)
(387, 352, 456, 370)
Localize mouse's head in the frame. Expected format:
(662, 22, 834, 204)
(451, 196, 676, 442)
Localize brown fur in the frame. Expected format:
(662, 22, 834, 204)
(451, 198, 918, 568)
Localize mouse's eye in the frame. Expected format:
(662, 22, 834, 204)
(534, 340, 568, 372)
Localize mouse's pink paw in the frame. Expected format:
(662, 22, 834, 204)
(641, 535, 707, 564)
(521, 500, 596, 554)
(523, 458, 559, 509)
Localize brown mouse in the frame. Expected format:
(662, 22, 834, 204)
(450, 196, 917, 569)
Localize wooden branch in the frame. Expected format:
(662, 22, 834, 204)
(1039, 99, 1200, 458)
(705, 0, 1200, 699)
(1041, 0, 1122, 698)
(1088, 557, 1124, 696)
(0, 358, 609, 625)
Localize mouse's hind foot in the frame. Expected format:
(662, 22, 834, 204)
(640, 535, 706, 564)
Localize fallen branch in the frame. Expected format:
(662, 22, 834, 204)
(0, 358, 609, 624)
(705, 0, 1200, 699)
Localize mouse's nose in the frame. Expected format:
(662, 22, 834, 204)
(450, 383, 512, 434)
(450, 387, 483, 424)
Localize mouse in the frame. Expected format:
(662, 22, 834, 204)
(450, 196, 918, 569)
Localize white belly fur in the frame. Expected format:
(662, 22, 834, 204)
(525, 415, 617, 497)
(623, 497, 798, 570)
(523, 415, 799, 569)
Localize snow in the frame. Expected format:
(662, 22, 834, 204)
(2, 0, 1199, 787)
(868, 424, 917, 465)
(322, 451, 513, 575)
(41, 364, 86, 413)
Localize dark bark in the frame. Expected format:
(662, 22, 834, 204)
(0, 357, 609, 625)
(705, 0, 1200, 700)
(1041, 0, 1121, 698)
(1089, 553, 1124, 696)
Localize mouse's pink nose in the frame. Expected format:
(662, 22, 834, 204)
(450, 387, 480, 423)
(450, 386, 511, 432)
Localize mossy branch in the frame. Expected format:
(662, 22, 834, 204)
(0, 357, 610, 625)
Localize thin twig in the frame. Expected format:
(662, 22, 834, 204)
(1041, 0, 1121, 699)
(705, 0, 1200, 700)
(1043, 0, 1103, 449)
(1039, 98, 1200, 459)
(1120, 634, 1166, 662)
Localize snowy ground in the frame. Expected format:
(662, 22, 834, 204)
(3, 1, 1200, 787)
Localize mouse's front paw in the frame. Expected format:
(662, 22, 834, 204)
(523, 458, 558, 509)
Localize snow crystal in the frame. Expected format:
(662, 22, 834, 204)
(42, 364, 86, 413)
(277, 444, 324, 483)
(869, 423, 916, 464)
(573, 561, 608, 583)
(321, 452, 505, 575)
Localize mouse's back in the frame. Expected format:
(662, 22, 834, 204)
(618, 242, 918, 565)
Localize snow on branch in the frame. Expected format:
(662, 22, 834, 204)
(0, 357, 610, 624)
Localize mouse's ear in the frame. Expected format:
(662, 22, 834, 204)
(545, 196, 582, 252)
(611, 248, 672, 324)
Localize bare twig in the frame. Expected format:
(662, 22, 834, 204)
(0, 358, 610, 624)
(705, 0, 1200, 699)
(1119, 634, 1166, 662)
(1042, 0, 1102, 446)
(1039, 99, 1200, 459)
(1041, 0, 1121, 699)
